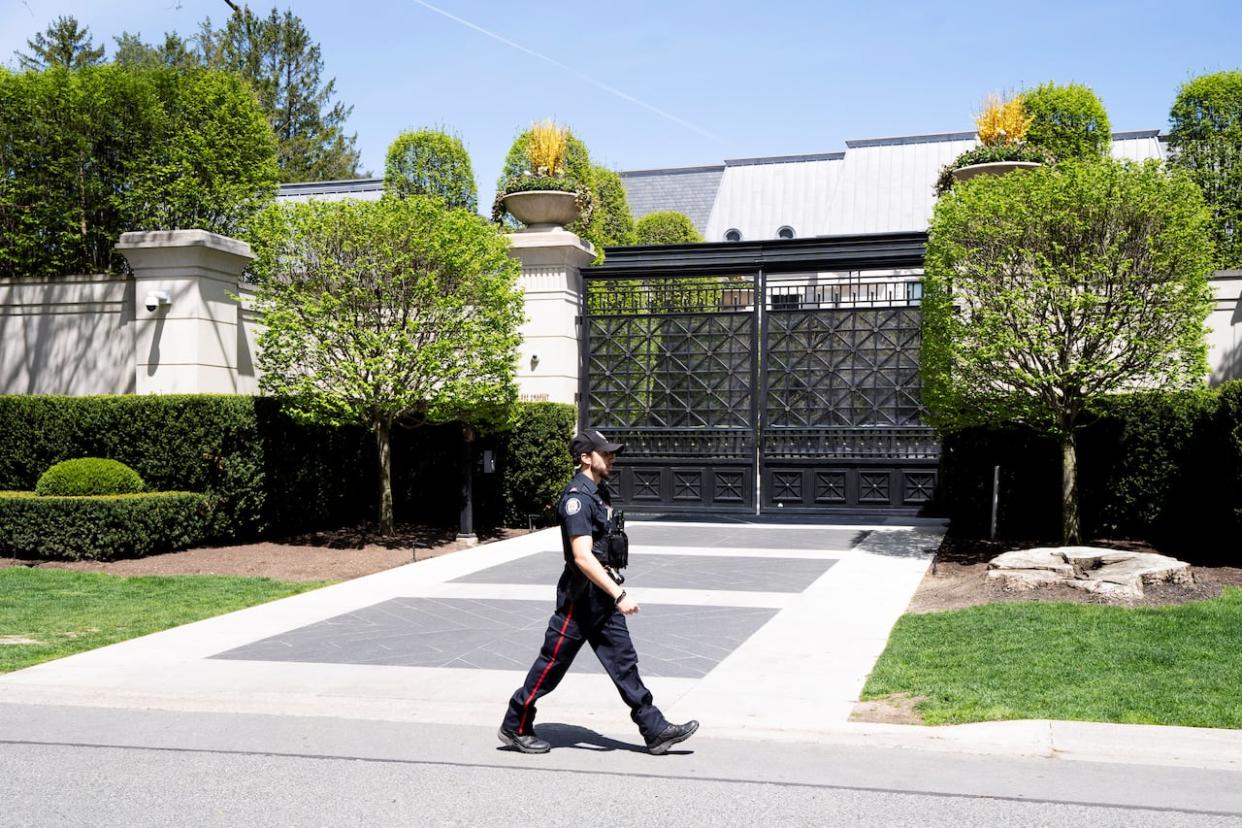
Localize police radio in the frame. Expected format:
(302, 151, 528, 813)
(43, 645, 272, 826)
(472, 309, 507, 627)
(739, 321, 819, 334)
(595, 508, 629, 584)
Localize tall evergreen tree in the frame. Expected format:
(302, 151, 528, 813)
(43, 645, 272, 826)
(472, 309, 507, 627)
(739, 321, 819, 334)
(15, 16, 105, 70)
(199, 6, 361, 182)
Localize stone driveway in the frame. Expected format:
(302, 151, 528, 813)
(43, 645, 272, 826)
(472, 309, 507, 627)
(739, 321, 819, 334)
(0, 518, 944, 741)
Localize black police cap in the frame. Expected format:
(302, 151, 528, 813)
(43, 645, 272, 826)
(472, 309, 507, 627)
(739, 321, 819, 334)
(571, 429, 625, 458)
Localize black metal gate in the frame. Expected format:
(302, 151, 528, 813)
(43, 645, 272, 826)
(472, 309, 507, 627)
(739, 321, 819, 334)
(581, 233, 939, 515)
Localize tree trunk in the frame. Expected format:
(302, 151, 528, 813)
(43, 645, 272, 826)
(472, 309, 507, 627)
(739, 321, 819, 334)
(1060, 433, 1080, 545)
(375, 418, 394, 536)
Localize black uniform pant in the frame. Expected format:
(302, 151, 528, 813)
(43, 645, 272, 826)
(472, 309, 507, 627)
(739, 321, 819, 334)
(503, 579, 668, 743)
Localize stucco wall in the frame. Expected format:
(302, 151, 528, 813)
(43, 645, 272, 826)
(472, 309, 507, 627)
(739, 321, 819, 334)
(1208, 270, 1242, 385)
(0, 274, 136, 395)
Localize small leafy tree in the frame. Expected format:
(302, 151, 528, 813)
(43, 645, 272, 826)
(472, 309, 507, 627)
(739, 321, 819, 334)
(199, 6, 361, 182)
(247, 197, 525, 535)
(1022, 82, 1111, 160)
(383, 128, 478, 211)
(15, 16, 105, 70)
(635, 211, 703, 244)
(922, 159, 1215, 543)
(1168, 70, 1242, 269)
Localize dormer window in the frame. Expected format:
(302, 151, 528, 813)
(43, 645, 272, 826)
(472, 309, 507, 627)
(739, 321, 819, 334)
(724, 228, 742, 242)
(777, 226, 796, 239)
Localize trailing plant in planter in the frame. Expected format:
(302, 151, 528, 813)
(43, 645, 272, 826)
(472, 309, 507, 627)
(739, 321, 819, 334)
(935, 143, 1052, 195)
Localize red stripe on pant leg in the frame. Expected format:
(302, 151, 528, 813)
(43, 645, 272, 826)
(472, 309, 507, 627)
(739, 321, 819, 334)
(517, 606, 574, 734)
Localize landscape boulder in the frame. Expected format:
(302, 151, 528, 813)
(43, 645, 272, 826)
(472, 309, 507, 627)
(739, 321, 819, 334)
(987, 546, 1192, 599)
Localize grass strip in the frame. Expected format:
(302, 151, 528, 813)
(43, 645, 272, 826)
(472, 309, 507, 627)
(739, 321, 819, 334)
(861, 587, 1242, 729)
(0, 567, 330, 673)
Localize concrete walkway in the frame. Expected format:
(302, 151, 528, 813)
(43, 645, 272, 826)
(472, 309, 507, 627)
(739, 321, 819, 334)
(2, 518, 1240, 772)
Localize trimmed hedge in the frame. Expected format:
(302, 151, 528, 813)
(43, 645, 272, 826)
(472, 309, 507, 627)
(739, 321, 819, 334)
(937, 382, 1242, 562)
(0, 395, 577, 542)
(36, 457, 145, 496)
(0, 491, 209, 561)
(496, 402, 577, 526)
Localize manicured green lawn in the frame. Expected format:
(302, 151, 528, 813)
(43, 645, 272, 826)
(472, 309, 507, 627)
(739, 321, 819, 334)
(0, 568, 330, 673)
(862, 587, 1242, 729)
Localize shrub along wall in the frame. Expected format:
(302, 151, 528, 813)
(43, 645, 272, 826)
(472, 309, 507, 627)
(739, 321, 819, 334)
(0, 396, 577, 545)
(937, 382, 1242, 562)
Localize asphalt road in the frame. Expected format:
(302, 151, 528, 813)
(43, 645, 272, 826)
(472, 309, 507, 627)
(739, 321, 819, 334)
(2, 705, 1240, 827)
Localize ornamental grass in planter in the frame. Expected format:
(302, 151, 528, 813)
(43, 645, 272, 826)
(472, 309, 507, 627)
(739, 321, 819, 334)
(936, 92, 1047, 195)
(493, 120, 595, 230)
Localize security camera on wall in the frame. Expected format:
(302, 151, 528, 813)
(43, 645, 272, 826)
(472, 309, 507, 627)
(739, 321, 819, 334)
(144, 290, 171, 313)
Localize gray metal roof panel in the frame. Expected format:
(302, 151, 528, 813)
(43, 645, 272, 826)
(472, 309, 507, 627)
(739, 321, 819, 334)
(620, 167, 724, 234)
(724, 151, 845, 166)
(704, 156, 844, 242)
(277, 178, 386, 203)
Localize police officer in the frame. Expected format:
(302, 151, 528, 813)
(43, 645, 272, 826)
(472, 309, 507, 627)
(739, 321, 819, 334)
(499, 429, 699, 755)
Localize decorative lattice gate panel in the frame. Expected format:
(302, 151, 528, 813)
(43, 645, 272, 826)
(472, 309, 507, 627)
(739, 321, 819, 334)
(584, 274, 759, 511)
(758, 273, 938, 512)
(581, 235, 940, 514)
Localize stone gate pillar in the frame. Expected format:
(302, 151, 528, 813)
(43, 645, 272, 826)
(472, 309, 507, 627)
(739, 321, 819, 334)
(505, 229, 595, 406)
(115, 230, 258, 395)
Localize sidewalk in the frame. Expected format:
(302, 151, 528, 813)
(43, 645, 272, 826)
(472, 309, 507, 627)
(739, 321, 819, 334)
(2, 518, 1239, 772)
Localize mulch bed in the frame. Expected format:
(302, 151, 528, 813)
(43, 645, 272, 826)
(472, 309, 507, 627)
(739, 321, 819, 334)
(0, 524, 530, 582)
(907, 534, 1242, 614)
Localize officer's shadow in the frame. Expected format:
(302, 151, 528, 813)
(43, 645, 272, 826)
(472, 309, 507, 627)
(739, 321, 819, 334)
(500, 723, 693, 755)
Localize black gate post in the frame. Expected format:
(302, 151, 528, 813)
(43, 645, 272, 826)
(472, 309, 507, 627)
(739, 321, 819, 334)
(457, 424, 477, 546)
(753, 266, 766, 516)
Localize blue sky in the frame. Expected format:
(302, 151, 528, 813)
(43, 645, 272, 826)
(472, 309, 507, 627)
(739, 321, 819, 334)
(3, 1, 1240, 209)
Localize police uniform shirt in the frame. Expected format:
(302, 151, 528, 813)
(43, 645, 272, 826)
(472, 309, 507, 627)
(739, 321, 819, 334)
(560, 472, 609, 551)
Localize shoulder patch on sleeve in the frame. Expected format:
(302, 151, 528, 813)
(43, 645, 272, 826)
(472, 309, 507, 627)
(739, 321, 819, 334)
(565, 497, 582, 516)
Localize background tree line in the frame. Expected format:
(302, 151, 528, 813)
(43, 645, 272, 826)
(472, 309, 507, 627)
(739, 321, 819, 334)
(14, 7, 360, 183)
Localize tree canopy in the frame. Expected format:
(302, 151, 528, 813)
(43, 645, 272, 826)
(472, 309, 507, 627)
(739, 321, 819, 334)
(384, 129, 478, 211)
(112, 31, 199, 70)
(1168, 70, 1242, 269)
(14, 15, 104, 70)
(589, 166, 638, 248)
(1021, 82, 1112, 161)
(922, 159, 1215, 542)
(247, 197, 524, 534)
(0, 65, 277, 278)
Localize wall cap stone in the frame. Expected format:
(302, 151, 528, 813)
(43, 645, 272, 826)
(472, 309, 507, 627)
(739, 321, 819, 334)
(116, 229, 255, 261)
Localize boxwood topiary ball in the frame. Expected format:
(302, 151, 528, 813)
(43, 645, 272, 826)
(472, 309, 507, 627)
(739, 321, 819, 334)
(36, 458, 146, 497)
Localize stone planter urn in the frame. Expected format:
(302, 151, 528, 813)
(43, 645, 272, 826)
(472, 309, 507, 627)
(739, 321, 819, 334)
(501, 190, 581, 231)
(950, 161, 1042, 185)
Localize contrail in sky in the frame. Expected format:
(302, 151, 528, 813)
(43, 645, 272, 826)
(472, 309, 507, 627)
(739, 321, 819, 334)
(411, 0, 727, 145)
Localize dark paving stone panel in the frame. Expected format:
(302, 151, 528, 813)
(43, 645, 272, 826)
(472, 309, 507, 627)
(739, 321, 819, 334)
(212, 598, 777, 679)
(453, 551, 835, 593)
(626, 524, 868, 551)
